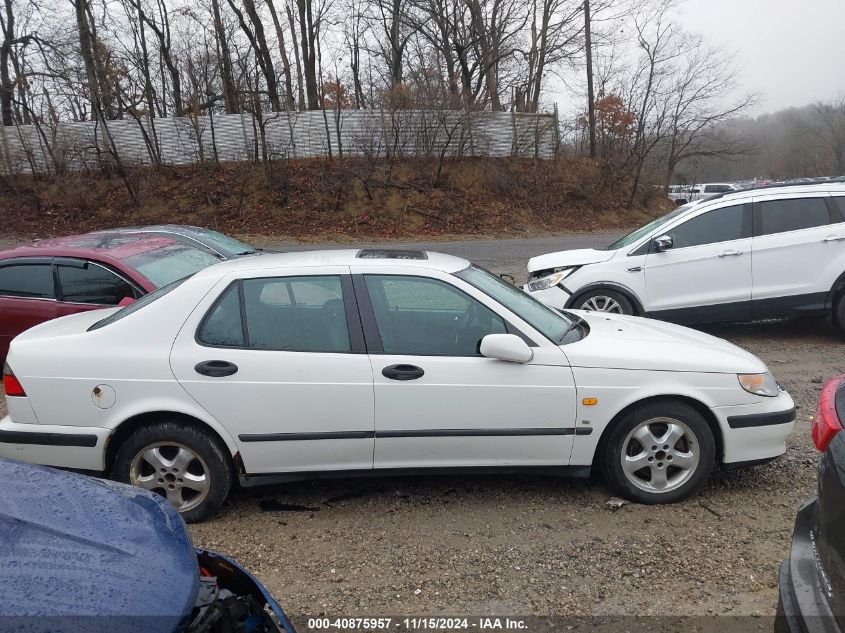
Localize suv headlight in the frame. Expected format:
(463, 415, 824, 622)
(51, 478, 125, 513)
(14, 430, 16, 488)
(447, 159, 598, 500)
(737, 372, 780, 397)
(527, 267, 578, 292)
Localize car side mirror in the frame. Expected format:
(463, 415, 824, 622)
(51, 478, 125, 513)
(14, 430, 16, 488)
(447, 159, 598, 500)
(479, 334, 533, 363)
(118, 296, 136, 307)
(653, 235, 673, 252)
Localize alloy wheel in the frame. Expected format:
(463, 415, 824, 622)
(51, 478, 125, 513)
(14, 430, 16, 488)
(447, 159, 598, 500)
(619, 417, 700, 493)
(129, 442, 211, 512)
(581, 295, 624, 313)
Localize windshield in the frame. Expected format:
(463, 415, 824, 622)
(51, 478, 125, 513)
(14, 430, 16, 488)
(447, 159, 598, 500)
(455, 266, 582, 344)
(88, 277, 186, 331)
(604, 206, 689, 250)
(124, 244, 219, 287)
(193, 229, 259, 256)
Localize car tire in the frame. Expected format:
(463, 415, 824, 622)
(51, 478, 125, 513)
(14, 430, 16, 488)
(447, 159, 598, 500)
(112, 420, 233, 523)
(575, 289, 636, 315)
(600, 400, 715, 504)
(832, 290, 845, 338)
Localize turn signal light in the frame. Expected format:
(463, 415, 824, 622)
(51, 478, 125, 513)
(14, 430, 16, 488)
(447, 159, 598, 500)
(2, 362, 26, 397)
(813, 375, 844, 453)
(582, 398, 598, 406)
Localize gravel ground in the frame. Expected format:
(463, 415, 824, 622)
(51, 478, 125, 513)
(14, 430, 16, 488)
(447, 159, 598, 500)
(1, 232, 836, 620)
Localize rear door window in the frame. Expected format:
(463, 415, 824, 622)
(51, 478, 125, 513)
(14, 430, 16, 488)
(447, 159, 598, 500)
(57, 262, 138, 305)
(0, 263, 54, 299)
(197, 276, 352, 353)
(757, 197, 831, 236)
(197, 284, 244, 347)
(831, 196, 845, 221)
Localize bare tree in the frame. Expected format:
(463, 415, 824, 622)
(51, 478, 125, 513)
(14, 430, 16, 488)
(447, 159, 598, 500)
(660, 37, 756, 187)
(265, 0, 297, 110)
(465, 0, 528, 111)
(210, 0, 240, 113)
(809, 99, 845, 175)
(624, 0, 679, 207)
(226, 0, 283, 111)
(521, 0, 582, 113)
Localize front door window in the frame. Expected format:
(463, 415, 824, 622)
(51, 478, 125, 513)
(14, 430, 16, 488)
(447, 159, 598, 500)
(363, 275, 507, 356)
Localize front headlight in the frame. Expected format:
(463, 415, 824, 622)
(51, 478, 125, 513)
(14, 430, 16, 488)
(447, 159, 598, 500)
(527, 267, 578, 292)
(738, 372, 780, 397)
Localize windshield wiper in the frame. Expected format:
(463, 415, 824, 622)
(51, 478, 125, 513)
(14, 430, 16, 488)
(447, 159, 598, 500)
(557, 316, 586, 344)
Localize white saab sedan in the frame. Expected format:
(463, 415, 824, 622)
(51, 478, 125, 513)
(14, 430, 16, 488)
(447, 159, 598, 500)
(0, 249, 795, 522)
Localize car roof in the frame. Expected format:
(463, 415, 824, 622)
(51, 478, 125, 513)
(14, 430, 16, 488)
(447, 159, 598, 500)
(698, 181, 845, 205)
(0, 232, 185, 262)
(194, 248, 471, 277)
(95, 224, 211, 236)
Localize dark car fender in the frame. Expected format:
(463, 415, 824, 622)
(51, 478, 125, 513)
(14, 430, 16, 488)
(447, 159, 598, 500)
(196, 549, 296, 633)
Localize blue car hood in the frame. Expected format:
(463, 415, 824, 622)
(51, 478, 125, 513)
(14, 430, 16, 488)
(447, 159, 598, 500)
(0, 457, 198, 631)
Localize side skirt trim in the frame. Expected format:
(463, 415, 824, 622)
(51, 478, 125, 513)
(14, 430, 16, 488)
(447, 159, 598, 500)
(239, 465, 593, 487)
(238, 428, 578, 442)
(0, 430, 98, 448)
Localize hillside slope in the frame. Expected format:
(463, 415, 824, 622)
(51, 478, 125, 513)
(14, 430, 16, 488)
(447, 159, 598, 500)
(0, 157, 668, 239)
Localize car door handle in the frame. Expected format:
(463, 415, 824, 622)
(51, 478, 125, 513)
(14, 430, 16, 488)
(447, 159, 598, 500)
(718, 250, 743, 257)
(194, 360, 239, 377)
(822, 236, 845, 243)
(382, 364, 425, 381)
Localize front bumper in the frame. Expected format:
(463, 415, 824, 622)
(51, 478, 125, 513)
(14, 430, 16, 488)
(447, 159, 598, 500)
(522, 282, 571, 308)
(0, 415, 109, 471)
(776, 497, 841, 633)
(712, 391, 796, 465)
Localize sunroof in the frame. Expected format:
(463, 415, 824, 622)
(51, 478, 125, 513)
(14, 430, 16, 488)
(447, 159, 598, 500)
(356, 249, 428, 260)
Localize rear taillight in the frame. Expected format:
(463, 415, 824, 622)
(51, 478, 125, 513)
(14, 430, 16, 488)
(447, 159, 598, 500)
(813, 375, 845, 452)
(2, 362, 25, 397)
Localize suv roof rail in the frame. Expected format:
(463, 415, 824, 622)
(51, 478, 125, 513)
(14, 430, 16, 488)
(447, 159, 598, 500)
(702, 179, 843, 203)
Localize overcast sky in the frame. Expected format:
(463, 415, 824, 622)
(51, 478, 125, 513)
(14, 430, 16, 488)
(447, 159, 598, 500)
(678, 0, 845, 112)
(554, 0, 845, 116)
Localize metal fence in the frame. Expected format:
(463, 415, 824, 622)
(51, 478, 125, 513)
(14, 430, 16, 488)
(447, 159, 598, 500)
(0, 110, 560, 175)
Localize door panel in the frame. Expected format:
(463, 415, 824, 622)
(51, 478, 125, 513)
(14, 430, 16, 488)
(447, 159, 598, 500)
(644, 239, 752, 320)
(0, 261, 57, 360)
(643, 203, 752, 320)
(751, 195, 844, 317)
(169, 269, 375, 474)
(0, 297, 57, 360)
(371, 351, 577, 468)
(358, 273, 577, 469)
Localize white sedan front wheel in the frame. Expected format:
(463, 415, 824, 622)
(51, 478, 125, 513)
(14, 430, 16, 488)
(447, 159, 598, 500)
(602, 401, 715, 504)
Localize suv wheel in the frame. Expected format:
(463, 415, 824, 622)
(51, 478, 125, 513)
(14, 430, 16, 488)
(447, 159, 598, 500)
(601, 401, 715, 504)
(833, 290, 845, 338)
(576, 289, 635, 315)
(113, 420, 233, 523)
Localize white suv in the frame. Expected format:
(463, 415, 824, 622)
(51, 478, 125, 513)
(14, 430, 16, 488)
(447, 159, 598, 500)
(525, 184, 845, 331)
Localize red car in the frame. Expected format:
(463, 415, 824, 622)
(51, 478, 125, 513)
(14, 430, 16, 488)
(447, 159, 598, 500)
(0, 232, 220, 361)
